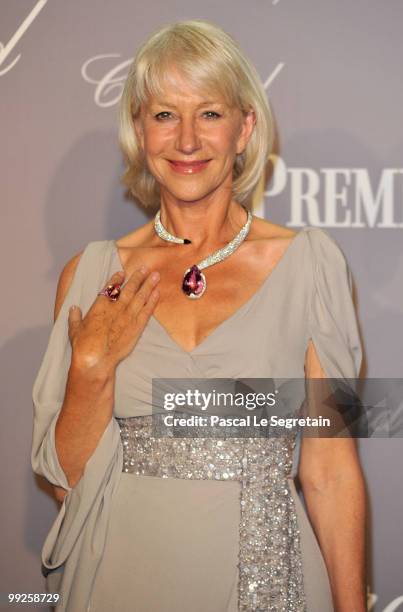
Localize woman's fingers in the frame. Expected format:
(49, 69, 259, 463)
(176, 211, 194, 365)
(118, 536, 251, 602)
(93, 271, 126, 308)
(117, 266, 149, 307)
(115, 287, 159, 363)
(126, 270, 161, 317)
(69, 266, 161, 369)
(135, 287, 160, 328)
(94, 267, 158, 313)
(108, 274, 160, 363)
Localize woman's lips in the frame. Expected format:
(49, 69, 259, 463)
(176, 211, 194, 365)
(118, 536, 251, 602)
(168, 159, 211, 174)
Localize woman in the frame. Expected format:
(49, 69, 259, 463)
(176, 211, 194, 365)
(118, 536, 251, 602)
(31, 19, 367, 612)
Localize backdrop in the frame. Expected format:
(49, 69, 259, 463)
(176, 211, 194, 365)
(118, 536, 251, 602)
(1, 1, 402, 610)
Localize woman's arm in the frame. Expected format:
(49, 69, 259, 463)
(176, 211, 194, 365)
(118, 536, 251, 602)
(299, 339, 367, 612)
(49, 251, 160, 499)
(52, 254, 81, 503)
(51, 252, 117, 497)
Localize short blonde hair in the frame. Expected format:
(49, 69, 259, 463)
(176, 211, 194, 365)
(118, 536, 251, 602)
(119, 19, 274, 209)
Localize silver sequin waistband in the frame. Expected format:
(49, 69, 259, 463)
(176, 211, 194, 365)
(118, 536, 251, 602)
(116, 415, 307, 611)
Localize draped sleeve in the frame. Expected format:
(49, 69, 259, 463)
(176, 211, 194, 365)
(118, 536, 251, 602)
(31, 240, 123, 612)
(305, 227, 362, 379)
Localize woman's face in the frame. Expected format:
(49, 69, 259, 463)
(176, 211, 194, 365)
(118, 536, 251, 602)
(134, 69, 255, 204)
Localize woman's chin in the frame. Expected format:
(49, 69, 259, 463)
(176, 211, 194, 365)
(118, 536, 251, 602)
(160, 184, 218, 204)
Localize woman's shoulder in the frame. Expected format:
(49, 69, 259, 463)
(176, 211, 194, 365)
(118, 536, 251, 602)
(248, 217, 348, 276)
(246, 216, 300, 267)
(249, 215, 297, 242)
(250, 216, 333, 243)
(251, 216, 343, 252)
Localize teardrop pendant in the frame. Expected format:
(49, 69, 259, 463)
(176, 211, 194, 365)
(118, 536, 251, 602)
(154, 206, 253, 299)
(182, 265, 206, 299)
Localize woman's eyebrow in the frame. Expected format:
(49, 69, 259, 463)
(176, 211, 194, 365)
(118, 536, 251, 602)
(150, 100, 224, 109)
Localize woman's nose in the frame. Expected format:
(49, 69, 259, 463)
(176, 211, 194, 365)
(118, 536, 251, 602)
(176, 117, 201, 153)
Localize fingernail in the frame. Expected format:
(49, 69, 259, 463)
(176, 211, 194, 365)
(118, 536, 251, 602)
(69, 305, 77, 312)
(140, 264, 148, 274)
(151, 271, 160, 282)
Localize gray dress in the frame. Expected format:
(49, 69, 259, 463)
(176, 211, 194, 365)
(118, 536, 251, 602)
(31, 226, 362, 612)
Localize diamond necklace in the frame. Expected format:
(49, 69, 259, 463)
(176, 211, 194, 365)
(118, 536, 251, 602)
(154, 206, 253, 299)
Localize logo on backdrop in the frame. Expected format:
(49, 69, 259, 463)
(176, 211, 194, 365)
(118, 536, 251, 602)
(81, 54, 402, 229)
(266, 156, 403, 228)
(0, 0, 48, 77)
(81, 55, 131, 108)
(368, 592, 403, 612)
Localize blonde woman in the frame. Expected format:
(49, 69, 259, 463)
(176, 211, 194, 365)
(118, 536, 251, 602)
(32, 20, 366, 612)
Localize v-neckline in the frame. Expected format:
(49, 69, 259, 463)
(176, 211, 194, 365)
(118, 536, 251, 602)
(111, 227, 308, 356)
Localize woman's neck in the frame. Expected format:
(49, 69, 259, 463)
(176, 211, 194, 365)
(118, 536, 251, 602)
(158, 196, 248, 250)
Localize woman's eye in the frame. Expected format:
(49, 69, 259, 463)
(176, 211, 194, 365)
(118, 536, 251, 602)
(203, 111, 221, 119)
(154, 111, 172, 121)
(154, 110, 221, 121)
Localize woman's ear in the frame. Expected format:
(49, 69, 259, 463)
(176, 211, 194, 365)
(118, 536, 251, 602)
(236, 109, 256, 155)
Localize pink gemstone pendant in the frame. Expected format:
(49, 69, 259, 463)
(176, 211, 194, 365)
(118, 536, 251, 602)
(182, 265, 206, 299)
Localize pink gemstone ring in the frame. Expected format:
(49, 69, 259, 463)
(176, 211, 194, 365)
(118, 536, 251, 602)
(97, 282, 122, 302)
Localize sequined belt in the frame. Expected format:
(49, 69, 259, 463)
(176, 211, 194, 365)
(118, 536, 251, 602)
(116, 415, 306, 612)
